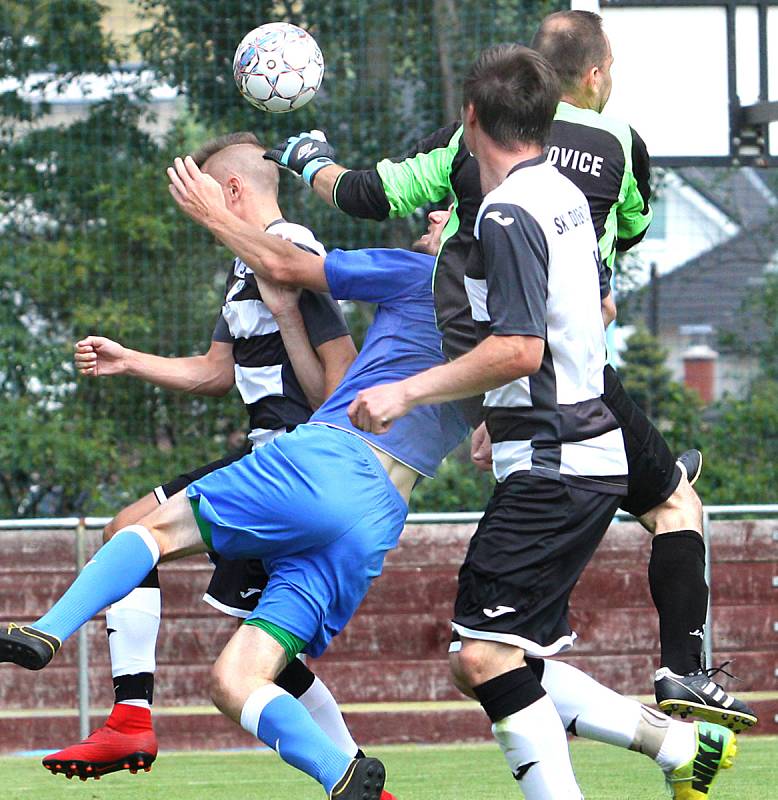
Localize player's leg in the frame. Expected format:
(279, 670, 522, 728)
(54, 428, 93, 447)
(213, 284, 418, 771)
(211, 618, 384, 798)
(603, 367, 756, 730)
(204, 555, 365, 761)
(0, 490, 205, 669)
(449, 476, 624, 799)
(41, 496, 162, 778)
(41, 451, 255, 779)
(454, 638, 581, 799)
(532, 658, 736, 799)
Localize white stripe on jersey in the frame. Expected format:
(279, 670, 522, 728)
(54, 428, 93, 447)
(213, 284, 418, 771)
(464, 275, 489, 322)
(491, 440, 534, 481)
(223, 298, 280, 340)
(483, 378, 532, 409)
(560, 428, 628, 479)
(266, 221, 327, 257)
(234, 364, 283, 404)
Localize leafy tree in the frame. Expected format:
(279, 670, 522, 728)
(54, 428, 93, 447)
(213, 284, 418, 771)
(1, 0, 563, 517)
(410, 447, 494, 514)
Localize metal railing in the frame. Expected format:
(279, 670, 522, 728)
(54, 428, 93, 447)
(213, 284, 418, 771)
(2, 505, 777, 736)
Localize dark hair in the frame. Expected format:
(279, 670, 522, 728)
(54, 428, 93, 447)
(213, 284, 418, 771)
(190, 131, 263, 167)
(531, 10, 609, 93)
(462, 44, 560, 149)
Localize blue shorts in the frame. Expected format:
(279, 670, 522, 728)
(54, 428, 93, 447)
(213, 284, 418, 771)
(186, 424, 408, 657)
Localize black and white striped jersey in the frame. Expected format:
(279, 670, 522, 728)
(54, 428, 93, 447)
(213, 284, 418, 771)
(467, 157, 627, 493)
(212, 219, 349, 445)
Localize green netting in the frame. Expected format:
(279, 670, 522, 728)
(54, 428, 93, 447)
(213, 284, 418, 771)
(0, 1, 775, 516)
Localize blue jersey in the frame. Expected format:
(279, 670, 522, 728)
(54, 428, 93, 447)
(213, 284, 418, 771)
(311, 248, 469, 477)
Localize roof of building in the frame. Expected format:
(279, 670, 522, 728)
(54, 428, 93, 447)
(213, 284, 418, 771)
(625, 217, 778, 337)
(675, 167, 777, 227)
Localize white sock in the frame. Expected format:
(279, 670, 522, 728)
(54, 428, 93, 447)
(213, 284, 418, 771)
(539, 659, 642, 748)
(106, 587, 161, 681)
(118, 699, 151, 710)
(656, 719, 697, 773)
(492, 694, 582, 799)
(240, 684, 286, 736)
(298, 676, 359, 758)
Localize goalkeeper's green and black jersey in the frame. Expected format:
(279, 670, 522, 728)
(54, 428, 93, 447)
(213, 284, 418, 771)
(333, 101, 652, 361)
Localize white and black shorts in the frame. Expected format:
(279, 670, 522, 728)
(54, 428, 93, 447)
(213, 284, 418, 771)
(452, 473, 621, 657)
(154, 447, 269, 618)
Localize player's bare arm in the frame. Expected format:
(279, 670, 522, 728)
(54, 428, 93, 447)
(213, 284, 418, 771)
(602, 291, 617, 327)
(75, 335, 235, 397)
(168, 156, 329, 292)
(257, 275, 355, 408)
(348, 333, 544, 435)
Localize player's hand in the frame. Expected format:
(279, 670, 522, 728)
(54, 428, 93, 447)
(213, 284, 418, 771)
(347, 382, 414, 435)
(470, 422, 493, 472)
(264, 130, 335, 186)
(256, 275, 301, 317)
(74, 336, 128, 377)
(167, 156, 226, 227)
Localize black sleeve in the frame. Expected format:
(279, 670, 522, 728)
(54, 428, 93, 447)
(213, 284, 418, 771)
(617, 127, 652, 252)
(212, 263, 236, 342)
(211, 313, 233, 343)
(297, 290, 350, 349)
(597, 253, 613, 300)
(333, 121, 461, 221)
(479, 203, 549, 337)
(334, 169, 392, 220)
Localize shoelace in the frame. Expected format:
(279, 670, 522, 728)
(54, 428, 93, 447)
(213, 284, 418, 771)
(698, 660, 741, 683)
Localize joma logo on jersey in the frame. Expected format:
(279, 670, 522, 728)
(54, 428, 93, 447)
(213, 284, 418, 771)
(484, 210, 514, 227)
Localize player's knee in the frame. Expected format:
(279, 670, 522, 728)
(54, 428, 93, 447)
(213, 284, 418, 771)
(453, 642, 494, 687)
(209, 661, 232, 714)
(448, 652, 476, 698)
(102, 517, 122, 543)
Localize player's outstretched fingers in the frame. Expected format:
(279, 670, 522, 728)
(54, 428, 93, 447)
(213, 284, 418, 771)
(167, 165, 187, 199)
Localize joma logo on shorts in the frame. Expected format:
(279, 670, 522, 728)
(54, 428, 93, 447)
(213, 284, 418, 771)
(483, 605, 516, 618)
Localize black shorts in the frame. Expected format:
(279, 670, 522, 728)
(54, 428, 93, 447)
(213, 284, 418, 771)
(602, 365, 682, 518)
(452, 474, 621, 656)
(154, 447, 269, 618)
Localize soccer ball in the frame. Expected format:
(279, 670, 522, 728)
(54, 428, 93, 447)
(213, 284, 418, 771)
(233, 22, 324, 113)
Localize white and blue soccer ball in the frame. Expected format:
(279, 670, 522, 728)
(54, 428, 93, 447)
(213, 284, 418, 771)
(233, 22, 325, 113)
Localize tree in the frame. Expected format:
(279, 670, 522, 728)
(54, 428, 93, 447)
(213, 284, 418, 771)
(616, 325, 703, 460)
(1, 0, 564, 517)
(0, 3, 244, 515)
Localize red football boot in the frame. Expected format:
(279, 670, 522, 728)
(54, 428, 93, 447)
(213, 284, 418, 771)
(42, 704, 157, 780)
(380, 791, 398, 800)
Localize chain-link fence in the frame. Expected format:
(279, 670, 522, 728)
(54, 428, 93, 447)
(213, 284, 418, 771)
(1, 1, 775, 519)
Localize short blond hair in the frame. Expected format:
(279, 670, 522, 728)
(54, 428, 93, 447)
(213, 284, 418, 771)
(191, 132, 279, 196)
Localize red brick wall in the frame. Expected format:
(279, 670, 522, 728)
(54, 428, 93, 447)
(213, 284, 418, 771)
(1, 519, 775, 751)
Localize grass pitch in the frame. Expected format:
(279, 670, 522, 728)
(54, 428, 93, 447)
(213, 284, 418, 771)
(2, 738, 775, 799)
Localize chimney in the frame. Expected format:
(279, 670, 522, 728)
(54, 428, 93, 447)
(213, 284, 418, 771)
(683, 345, 718, 404)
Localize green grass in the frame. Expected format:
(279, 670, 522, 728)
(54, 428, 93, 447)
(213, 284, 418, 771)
(2, 738, 776, 799)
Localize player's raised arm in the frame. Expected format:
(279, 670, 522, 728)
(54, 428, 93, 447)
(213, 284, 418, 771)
(264, 124, 462, 221)
(167, 155, 329, 292)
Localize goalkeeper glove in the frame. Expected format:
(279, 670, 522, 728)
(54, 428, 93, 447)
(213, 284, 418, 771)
(264, 130, 335, 186)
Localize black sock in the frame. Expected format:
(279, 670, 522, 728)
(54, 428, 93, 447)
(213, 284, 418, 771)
(649, 531, 708, 674)
(114, 672, 154, 705)
(473, 666, 545, 723)
(275, 656, 316, 698)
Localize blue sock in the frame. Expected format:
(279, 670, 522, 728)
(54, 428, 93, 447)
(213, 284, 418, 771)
(242, 685, 352, 794)
(35, 526, 160, 643)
